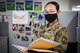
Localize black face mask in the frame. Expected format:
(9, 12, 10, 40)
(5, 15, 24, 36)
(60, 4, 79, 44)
(45, 14, 58, 23)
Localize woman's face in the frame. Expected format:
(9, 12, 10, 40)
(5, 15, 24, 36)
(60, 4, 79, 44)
(44, 4, 58, 14)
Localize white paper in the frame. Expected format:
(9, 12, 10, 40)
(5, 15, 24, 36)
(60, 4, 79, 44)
(12, 11, 29, 24)
(12, 44, 28, 52)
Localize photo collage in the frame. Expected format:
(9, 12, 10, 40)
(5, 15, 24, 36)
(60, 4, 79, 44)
(12, 11, 45, 42)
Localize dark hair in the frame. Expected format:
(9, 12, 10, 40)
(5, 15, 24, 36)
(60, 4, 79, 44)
(45, 1, 60, 11)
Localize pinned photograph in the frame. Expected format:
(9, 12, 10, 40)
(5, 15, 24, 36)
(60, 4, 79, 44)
(25, 32, 31, 36)
(13, 33, 20, 39)
(7, 2, 15, 10)
(28, 12, 38, 26)
(19, 24, 25, 33)
(16, 2, 24, 10)
(33, 23, 39, 28)
(32, 28, 38, 36)
(25, 27, 31, 31)
(29, 21, 33, 26)
(12, 24, 18, 31)
(21, 36, 29, 41)
(34, 2, 42, 11)
(29, 12, 37, 19)
(0, 2, 6, 12)
(37, 12, 45, 22)
(25, 1, 33, 10)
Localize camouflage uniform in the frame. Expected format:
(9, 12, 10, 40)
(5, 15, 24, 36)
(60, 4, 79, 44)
(32, 21, 68, 53)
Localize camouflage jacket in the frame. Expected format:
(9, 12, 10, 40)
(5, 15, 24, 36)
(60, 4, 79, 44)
(32, 21, 68, 53)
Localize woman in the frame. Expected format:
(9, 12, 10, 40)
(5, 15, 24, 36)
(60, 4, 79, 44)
(20, 1, 68, 53)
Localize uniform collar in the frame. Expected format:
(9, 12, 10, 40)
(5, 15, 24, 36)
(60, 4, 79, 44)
(45, 20, 59, 31)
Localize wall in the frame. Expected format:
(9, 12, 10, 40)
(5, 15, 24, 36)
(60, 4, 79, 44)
(69, 0, 80, 10)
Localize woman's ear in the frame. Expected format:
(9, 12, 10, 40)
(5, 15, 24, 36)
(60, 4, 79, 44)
(57, 11, 61, 14)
